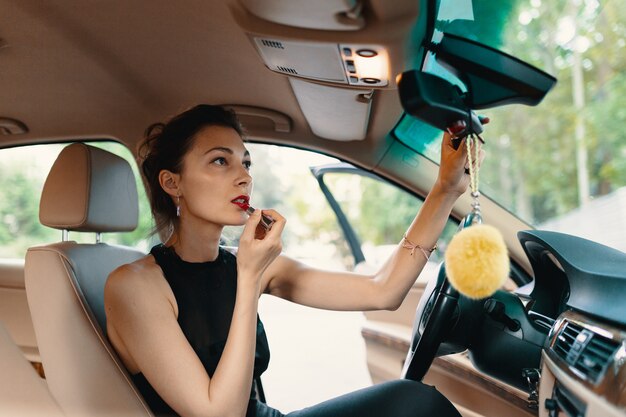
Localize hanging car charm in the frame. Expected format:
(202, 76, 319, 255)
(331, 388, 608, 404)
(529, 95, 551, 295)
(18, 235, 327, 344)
(444, 125, 510, 299)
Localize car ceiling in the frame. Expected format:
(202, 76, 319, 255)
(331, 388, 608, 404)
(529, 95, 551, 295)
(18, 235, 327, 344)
(1, 0, 534, 271)
(1, 0, 420, 167)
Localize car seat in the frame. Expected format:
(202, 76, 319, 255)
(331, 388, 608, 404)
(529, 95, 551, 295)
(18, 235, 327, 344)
(24, 143, 153, 417)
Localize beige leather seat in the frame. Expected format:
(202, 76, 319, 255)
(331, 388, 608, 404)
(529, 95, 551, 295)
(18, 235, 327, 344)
(0, 322, 64, 417)
(24, 143, 153, 417)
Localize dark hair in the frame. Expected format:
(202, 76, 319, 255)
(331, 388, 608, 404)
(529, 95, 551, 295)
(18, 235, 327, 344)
(139, 104, 244, 238)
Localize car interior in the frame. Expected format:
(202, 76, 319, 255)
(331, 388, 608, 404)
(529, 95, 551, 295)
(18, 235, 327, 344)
(1, 1, 625, 417)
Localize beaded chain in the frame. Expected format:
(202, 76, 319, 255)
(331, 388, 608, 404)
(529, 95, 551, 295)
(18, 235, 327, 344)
(466, 134, 483, 225)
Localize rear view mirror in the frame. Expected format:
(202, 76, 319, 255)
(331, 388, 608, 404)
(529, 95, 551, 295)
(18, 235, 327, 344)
(398, 71, 485, 134)
(398, 32, 556, 133)
(434, 33, 557, 108)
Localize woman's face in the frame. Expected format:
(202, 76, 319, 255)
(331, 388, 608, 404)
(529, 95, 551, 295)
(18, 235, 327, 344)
(176, 125, 252, 227)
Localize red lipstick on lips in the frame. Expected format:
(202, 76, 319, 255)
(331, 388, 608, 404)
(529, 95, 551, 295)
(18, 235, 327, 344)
(231, 195, 250, 210)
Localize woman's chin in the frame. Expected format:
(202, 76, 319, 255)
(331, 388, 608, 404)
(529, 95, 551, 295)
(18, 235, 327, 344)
(225, 214, 247, 227)
(206, 210, 247, 227)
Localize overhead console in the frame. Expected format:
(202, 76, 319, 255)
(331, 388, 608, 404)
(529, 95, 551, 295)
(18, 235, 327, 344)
(250, 37, 383, 141)
(251, 37, 389, 87)
(236, 0, 413, 141)
(249, 36, 388, 140)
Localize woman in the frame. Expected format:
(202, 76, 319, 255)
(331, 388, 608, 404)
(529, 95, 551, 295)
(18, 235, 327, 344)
(105, 104, 479, 417)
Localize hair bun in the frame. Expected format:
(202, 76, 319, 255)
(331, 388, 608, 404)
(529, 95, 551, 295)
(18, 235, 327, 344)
(144, 122, 165, 139)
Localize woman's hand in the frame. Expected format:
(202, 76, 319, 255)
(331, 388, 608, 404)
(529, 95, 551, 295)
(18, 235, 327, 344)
(435, 122, 486, 196)
(236, 209, 286, 287)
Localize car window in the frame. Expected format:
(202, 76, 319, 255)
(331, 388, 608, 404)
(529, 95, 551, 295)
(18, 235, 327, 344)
(0, 140, 361, 270)
(0, 141, 153, 259)
(321, 172, 458, 268)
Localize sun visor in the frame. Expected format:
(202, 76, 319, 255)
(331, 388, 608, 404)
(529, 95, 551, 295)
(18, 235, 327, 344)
(241, 0, 364, 31)
(289, 78, 373, 141)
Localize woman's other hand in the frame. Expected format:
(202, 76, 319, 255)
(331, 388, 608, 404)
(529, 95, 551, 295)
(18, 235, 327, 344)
(236, 209, 286, 287)
(435, 122, 486, 196)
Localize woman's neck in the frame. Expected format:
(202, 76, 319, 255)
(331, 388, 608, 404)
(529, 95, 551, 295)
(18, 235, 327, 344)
(166, 218, 224, 263)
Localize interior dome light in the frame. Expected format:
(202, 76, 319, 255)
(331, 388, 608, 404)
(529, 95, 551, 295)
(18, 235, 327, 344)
(341, 44, 389, 86)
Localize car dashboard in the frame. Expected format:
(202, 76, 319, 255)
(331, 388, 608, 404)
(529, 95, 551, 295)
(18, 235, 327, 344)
(517, 231, 626, 417)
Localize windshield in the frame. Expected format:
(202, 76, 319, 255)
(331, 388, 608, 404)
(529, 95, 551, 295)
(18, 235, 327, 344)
(396, 0, 626, 253)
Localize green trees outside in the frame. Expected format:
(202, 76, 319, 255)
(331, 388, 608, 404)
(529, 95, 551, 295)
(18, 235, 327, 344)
(0, 165, 59, 257)
(475, 0, 625, 224)
(400, 0, 625, 228)
(0, 147, 59, 258)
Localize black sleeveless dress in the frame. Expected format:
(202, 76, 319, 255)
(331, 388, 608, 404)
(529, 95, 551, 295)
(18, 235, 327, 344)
(131, 244, 277, 417)
(128, 245, 461, 417)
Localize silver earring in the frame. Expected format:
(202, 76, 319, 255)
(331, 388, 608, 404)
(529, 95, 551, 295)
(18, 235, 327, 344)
(176, 195, 181, 217)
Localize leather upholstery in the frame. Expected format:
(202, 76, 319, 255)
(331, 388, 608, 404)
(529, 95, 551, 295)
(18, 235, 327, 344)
(39, 143, 138, 232)
(0, 259, 39, 361)
(25, 144, 153, 416)
(25, 244, 151, 417)
(0, 323, 64, 417)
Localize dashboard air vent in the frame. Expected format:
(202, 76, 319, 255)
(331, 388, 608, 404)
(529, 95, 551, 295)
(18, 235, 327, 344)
(553, 321, 583, 358)
(574, 334, 621, 383)
(552, 320, 621, 384)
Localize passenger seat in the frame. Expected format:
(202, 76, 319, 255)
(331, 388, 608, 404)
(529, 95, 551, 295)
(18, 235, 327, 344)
(24, 143, 153, 417)
(0, 322, 64, 417)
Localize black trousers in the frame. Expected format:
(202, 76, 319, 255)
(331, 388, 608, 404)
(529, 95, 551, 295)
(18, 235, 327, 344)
(253, 380, 461, 417)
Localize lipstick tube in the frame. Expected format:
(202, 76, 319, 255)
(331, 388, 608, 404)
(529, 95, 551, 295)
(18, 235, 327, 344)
(245, 206, 275, 230)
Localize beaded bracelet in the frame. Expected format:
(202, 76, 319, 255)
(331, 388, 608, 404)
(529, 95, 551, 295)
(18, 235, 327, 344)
(401, 234, 437, 261)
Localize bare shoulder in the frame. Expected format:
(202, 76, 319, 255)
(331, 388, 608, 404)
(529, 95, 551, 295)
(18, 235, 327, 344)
(106, 255, 160, 293)
(105, 254, 176, 314)
(105, 254, 177, 373)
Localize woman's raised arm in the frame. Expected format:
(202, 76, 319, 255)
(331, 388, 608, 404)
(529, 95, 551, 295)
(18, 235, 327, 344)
(262, 131, 483, 312)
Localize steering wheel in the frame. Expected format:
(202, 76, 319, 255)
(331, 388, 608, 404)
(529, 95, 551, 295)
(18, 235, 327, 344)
(401, 265, 462, 381)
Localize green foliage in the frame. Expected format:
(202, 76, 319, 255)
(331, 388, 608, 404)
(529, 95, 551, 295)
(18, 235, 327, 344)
(323, 174, 459, 264)
(587, 73, 626, 188)
(0, 171, 39, 241)
(358, 178, 421, 245)
(287, 171, 354, 268)
(472, 0, 625, 224)
(402, 0, 625, 226)
(0, 153, 59, 257)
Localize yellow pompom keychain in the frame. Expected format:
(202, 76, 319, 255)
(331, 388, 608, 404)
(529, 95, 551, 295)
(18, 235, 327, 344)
(444, 132, 510, 299)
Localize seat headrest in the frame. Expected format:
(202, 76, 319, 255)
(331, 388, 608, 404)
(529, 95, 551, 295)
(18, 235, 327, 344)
(39, 143, 139, 232)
